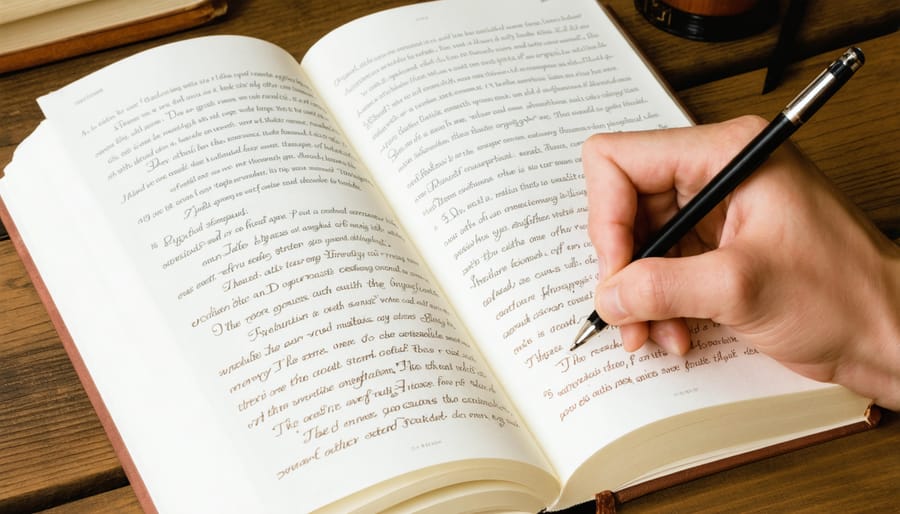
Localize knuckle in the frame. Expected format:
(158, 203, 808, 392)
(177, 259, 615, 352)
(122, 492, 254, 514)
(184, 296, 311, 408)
(629, 262, 673, 317)
(717, 253, 760, 319)
(732, 114, 768, 134)
(719, 116, 769, 156)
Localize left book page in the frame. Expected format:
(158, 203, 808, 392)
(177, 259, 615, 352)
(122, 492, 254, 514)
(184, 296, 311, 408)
(0, 36, 557, 513)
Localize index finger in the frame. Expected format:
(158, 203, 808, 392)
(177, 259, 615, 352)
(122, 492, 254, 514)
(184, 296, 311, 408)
(582, 115, 768, 278)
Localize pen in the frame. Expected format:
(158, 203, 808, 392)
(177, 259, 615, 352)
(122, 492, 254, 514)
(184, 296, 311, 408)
(571, 47, 865, 351)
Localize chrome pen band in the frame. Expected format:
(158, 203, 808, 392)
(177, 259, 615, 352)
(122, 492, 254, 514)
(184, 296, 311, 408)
(782, 47, 864, 125)
(782, 70, 835, 124)
(839, 47, 866, 70)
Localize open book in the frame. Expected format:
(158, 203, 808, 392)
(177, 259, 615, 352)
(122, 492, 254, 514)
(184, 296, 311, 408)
(0, 0, 875, 512)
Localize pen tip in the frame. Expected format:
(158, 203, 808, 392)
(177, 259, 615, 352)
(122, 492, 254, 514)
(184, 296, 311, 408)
(570, 317, 607, 351)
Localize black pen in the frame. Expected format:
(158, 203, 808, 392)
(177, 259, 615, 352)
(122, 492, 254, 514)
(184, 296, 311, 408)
(571, 47, 865, 351)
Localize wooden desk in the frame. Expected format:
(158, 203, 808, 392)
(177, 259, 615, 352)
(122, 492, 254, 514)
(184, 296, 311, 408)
(1, 1, 897, 512)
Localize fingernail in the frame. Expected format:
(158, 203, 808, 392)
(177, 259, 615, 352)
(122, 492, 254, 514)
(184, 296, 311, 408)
(659, 339, 687, 357)
(597, 284, 627, 321)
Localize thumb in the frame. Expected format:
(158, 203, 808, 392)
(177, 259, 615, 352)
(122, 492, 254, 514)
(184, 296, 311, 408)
(594, 249, 754, 325)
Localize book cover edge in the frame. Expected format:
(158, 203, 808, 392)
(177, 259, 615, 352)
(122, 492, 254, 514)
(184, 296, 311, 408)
(0, 196, 159, 514)
(0, 0, 228, 74)
(594, 408, 881, 513)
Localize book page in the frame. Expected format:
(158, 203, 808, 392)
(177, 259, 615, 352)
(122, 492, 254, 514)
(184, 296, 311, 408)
(29, 35, 556, 512)
(0, 0, 221, 54)
(0, 0, 88, 24)
(1, 124, 264, 513)
(302, 0, 841, 497)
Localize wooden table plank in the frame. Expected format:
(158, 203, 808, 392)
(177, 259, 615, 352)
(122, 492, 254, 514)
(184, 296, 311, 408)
(608, 0, 900, 90)
(35, 487, 139, 514)
(680, 30, 900, 239)
(0, 242, 128, 513)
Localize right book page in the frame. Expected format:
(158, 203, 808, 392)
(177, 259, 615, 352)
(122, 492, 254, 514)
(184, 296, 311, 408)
(301, 0, 870, 508)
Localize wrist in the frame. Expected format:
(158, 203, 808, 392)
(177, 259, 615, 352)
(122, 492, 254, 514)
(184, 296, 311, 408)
(835, 242, 900, 410)
(874, 244, 900, 409)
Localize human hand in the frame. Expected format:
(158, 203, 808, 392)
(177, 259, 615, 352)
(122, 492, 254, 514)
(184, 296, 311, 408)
(583, 116, 900, 409)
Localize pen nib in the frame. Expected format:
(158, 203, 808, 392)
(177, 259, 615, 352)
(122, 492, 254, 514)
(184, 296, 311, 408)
(570, 318, 606, 351)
